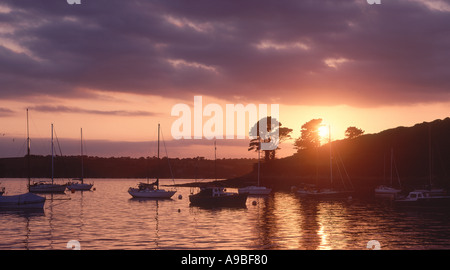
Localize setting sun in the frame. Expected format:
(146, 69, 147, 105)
(318, 125, 329, 140)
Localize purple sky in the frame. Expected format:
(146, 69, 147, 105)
(1, 0, 450, 158)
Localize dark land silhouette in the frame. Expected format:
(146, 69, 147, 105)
(223, 117, 450, 193)
(0, 155, 256, 180)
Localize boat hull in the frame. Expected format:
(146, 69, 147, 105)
(128, 188, 176, 199)
(29, 184, 67, 193)
(297, 189, 354, 198)
(189, 193, 248, 207)
(0, 193, 46, 209)
(374, 185, 402, 194)
(238, 186, 272, 195)
(67, 183, 93, 191)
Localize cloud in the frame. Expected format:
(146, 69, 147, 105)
(29, 105, 157, 117)
(0, 0, 449, 107)
(0, 107, 14, 117)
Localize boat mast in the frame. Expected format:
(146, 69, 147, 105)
(258, 137, 261, 187)
(81, 128, 84, 184)
(157, 123, 160, 190)
(51, 124, 54, 185)
(27, 109, 31, 192)
(390, 148, 393, 186)
(214, 140, 217, 181)
(329, 125, 332, 186)
(428, 124, 432, 190)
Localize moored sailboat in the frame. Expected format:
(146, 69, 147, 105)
(0, 109, 46, 209)
(128, 124, 176, 199)
(239, 139, 271, 195)
(375, 149, 402, 195)
(67, 128, 93, 191)
(297, 125, 353, 198)
(29, 124, 67, 193)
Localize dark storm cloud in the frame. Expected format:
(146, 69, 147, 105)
(1, 0, 449, 106)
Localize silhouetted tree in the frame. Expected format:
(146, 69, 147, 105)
(248, 117, 293, 161)
(294, 118, 323, 151)
(345, 126, 364, 139)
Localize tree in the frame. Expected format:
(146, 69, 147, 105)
(345, 126, 364, 139)
(294, 118, 323, 151)
(248, 117, 293, 161)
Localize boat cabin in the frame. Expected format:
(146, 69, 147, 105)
(198, 187, 228, 197)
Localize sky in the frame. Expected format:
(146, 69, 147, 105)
(1, 0, 450, 159)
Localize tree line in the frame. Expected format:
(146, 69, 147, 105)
(248, 117, 364, 161)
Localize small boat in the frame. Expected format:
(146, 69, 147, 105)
(375, 149, 402, 195)
(128, 123, 176, 199)
(67, 179, 93, 191)
(128, 181, 176, 199)
(29, 181, 67, 193)
(29, 124, 67, 193)
(0, 185, 4, 196)
(0, 192, 46, 209)
(374, 185, 402, 194)
(239, 138, 271, 195)
(67, 128, 93, 191)
(189, 186, 248, 207)
(394, 190, 450, 208)
(0, 109, 46, 209)
(297, 126, 353, 198)
(238, 186, 271, 195)
(297, 186, 353, 198)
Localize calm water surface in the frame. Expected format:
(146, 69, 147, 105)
(1, 178, 450, 250)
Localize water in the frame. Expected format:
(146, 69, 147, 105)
(1, 178, 450, 250)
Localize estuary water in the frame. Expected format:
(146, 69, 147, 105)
(1, 178, 450, 250)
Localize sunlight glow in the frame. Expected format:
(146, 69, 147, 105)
(318, 125, 329, 139)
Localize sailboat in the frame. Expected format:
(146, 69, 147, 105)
(0, 109, 46, 209)
(297, 125, 353, 198)
(189, 140, 248, 207)
(29, 124, 67, 193)
(128, 124, 176, 199)
(395, 124, 450, 207)
(375, 149, 402, 195)
(238, 138, 272, 195)
(67, 128, 93, 191)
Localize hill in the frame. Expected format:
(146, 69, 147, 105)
(224, 117, 450, 192)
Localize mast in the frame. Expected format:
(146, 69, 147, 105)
(157, 123, 160, 190)
(258, 137, 261, 187)
(214, 140, 217, 181)
(428, 124, 432, 190)
(51, 124, 54, 185)
(27, 109, 31, 191)
(81, 128, 84, 184)
(329, 125, 332, 186)
(390, 148, 393, 186)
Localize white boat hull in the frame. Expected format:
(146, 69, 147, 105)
(238, 186, 272, 195)
(67, 183, 93, 191)
(128, 188, 176, 199)
(0, 193, 46, 209)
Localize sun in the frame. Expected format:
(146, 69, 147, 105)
(318, 125, 329, 139)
